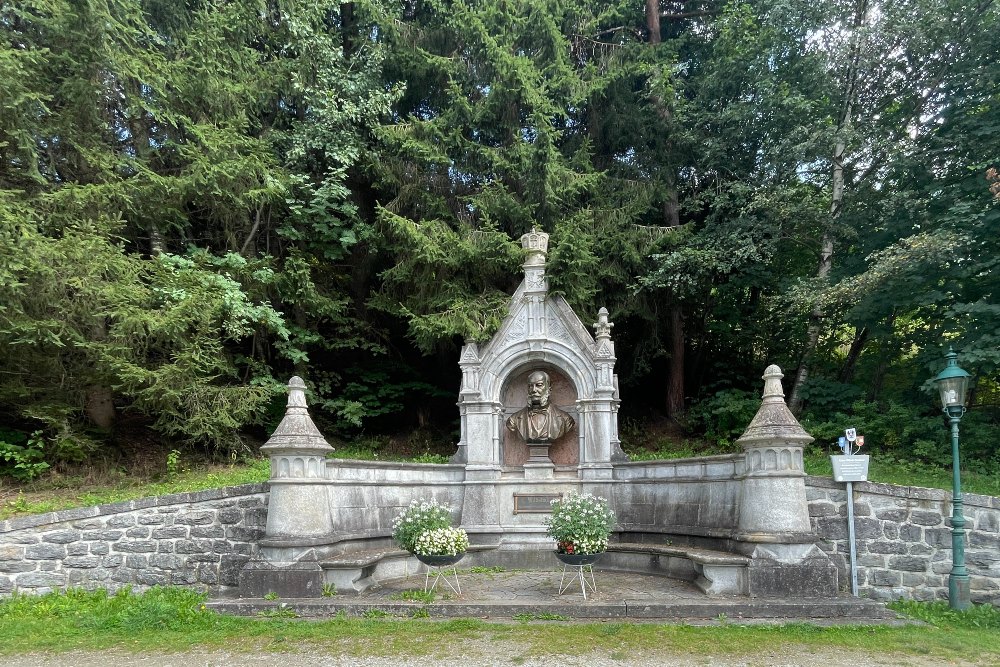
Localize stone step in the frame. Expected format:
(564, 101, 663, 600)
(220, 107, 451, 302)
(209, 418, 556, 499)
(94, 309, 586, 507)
(206, 596, 899, 622)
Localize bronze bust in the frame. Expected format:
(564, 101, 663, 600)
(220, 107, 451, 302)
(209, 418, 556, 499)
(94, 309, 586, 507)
(506, 370, 575, 443)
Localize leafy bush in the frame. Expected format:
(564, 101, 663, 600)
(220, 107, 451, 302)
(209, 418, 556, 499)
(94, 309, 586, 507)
(0, 429, 49, 481)
(686, 389, 760, 449)
(802, 399, 1000, 471)
(797, 377, 863, 415)
(804, 400, 944, 463)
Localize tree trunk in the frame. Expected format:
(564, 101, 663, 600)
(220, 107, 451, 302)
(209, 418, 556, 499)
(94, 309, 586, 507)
(646, 0, 661, 44)
(866, 313, 896, 402)
(789, 0, 868, 412)
(838, 326, 869, 383)
(342, 2, 355, 57)
(85, 320, 116, 430)
(646, 1, 684, 417)
(664, 175, 684, 417)
(667, 303, 685, 418)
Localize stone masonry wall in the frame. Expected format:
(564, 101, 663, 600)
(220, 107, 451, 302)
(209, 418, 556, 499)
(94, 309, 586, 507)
(806, 476, 1000, 605)
(3, 477, 999, 603)
(0, 484, 267, 596)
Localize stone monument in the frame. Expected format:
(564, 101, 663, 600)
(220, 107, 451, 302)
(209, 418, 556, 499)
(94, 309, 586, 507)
(453, 227, 624, 550)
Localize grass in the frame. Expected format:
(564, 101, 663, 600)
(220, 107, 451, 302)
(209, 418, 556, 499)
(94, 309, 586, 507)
(390, 589, 436, 604)
(0, 458, 272, 521)
(1, 588, 1000, 663)
(804, 449, 1000, 497)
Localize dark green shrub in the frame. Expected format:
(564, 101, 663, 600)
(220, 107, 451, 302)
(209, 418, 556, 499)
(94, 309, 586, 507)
(0, 428, 49, 481)
(687, 389, 760, 450)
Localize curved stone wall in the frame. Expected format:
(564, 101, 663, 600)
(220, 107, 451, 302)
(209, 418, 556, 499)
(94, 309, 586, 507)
(0, 484, 267, 596)
(807, 476, 1000, 605)
(2, 475, 998, 604)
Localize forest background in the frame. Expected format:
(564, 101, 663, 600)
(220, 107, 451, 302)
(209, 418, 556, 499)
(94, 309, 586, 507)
(1, 0, 998, 485)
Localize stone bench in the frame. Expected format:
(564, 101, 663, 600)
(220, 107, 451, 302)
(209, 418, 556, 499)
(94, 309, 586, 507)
(312, 541, 749, 596)
(320, 544, 498, 594)
(606, 542, 750, 596)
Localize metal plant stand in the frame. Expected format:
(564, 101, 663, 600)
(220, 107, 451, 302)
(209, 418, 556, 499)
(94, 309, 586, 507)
(423, 564, 462, 595)
(414, 553, 464, 595)
(558, 562, 597, 599)
(555, 552, 602, 600)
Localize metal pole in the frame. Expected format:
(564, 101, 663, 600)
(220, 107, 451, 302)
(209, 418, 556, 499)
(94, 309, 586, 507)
(846, 480, 858, 597)
(948, 415, 971, 609)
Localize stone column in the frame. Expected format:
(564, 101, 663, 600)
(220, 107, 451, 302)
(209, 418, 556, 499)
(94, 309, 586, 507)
(260, 377, 334, 541)
(734, 365, 838, 596)
(241, 377, 334, 598)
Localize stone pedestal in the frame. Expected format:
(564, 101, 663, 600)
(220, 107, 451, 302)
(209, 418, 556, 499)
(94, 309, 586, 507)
(734, 365, 838, 596)
(239, 377, 334, 597)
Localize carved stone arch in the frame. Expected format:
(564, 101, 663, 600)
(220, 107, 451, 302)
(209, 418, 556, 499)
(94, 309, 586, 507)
(482, 342, 597, 403)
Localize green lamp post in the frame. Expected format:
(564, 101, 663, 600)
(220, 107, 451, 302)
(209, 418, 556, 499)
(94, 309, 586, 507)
(932, 347, 972, 610)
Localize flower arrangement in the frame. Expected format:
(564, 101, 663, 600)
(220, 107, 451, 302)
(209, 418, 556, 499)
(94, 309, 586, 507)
(391, 498, 468, 555)
(412, 526, 470, 556)
(544, 492, 615, 555)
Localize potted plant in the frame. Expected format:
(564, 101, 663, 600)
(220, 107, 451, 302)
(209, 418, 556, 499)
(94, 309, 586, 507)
(392, 498, 469, 566)
(545, 491, 615, 565)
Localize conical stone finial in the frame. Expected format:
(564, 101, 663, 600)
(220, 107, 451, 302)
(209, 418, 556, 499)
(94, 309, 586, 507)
(736, 365, 813, 447)
(260, 377, 334, 455)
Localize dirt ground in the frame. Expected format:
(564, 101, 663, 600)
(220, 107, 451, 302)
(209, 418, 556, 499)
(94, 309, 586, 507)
(1, 643, 987, 667)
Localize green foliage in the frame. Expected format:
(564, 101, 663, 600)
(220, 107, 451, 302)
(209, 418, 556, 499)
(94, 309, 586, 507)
(312, 365, 452, 434)
(1, 457, 271, 521)
(686, 390, 761, 450)
(802, 400, 960, 467)
(165, 450, 182, 480)
(889, 600, 1000, 630)
(625, 444, 701, 462)
(410, 453, 450, 464)
(391, 589, 436, 604)
(797, 378, 864, 416)
(0, 429, 49, 481)
(1, 0, 997, 469)
(0, 587, 211, 632)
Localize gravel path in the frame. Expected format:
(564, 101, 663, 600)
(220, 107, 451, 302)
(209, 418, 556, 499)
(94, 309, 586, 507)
(1, 640, 978, 667)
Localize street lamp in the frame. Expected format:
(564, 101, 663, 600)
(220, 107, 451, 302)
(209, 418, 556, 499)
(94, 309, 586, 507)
(932, 347, 972, 610)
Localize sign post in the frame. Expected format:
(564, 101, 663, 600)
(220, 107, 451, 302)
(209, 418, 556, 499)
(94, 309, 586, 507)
(830, 428, 869, 597)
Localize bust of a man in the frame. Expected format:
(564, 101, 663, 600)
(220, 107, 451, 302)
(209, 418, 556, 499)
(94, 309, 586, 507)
(506, 370, 575, 443)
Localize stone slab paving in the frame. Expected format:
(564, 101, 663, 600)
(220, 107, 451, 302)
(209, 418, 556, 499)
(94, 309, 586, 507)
(362, 567, 704, 602)
(208, 567, 899, 622)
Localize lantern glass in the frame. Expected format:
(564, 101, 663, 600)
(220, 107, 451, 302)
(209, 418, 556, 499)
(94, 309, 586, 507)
(936, 375, 968, 409)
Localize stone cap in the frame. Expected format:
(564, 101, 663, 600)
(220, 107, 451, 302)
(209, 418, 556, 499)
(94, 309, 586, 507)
(520, 227, 549, 266)
(260, 377, 334, 455)
(736, 365, 813, 447)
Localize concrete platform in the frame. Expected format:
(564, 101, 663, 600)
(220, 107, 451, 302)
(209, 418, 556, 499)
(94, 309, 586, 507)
(208, 567, 899, 623)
